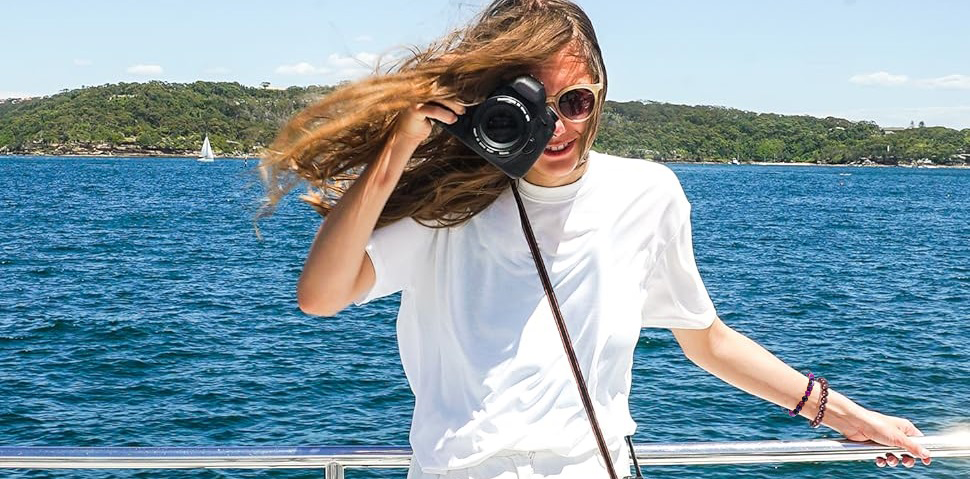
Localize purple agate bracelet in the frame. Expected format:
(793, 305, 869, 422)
(787, 372, 815, 417)
(810, 377, 830, 428)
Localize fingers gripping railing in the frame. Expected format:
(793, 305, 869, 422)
(0, 435, 967, 478)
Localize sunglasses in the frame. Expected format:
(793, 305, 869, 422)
(547, 83, 603, 122)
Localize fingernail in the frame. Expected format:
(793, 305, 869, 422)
(920, 448, 931, 458)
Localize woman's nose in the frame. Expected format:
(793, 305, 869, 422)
(552, 117, 567, 137)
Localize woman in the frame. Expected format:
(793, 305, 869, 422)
(260, 0, 932, 476)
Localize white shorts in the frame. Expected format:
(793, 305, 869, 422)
(406, 446, 633, 479)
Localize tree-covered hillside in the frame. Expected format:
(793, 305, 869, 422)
(1, 81, 967, 165)
(0, 81, 333, 156)
(598, 101, 970, 165)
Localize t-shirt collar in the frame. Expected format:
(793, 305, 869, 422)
(515, 152, 596, 203)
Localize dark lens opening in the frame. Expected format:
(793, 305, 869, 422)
(558, 88, 596, 120)
(480, 104, 525, 146)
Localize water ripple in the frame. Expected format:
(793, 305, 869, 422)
(0, 159, 966, 478)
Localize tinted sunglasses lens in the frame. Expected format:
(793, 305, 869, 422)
(558, 88, 596, 120)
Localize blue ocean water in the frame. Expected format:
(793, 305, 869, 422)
(0, 157, 967, 479)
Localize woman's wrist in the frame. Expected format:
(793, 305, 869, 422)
(389, 127, 426, 152)
(800, 386, 864, 431)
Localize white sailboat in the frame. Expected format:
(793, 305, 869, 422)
(197, 135, 215, 162)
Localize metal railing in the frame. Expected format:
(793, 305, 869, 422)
(1, 434, 968, 478)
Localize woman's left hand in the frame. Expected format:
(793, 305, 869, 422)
(835, 408, 932, 468)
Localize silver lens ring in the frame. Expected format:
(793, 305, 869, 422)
(472, 95, 532, 156)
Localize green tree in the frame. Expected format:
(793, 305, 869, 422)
(137, 130, 160, 147)
(755, 138, 785, 161)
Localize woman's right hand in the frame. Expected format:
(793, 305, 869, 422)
(394, 99, 467, 144)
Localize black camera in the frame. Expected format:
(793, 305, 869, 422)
(440, 76, 558, 178)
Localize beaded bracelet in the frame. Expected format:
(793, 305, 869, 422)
(787, 372, 815, 417)
(810, 377, 829, 428)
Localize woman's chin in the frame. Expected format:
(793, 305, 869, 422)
(528, 153, 583, 186)
(534, 158, 577, 177)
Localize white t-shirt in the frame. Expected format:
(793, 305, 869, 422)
(356, 151, 717, 474)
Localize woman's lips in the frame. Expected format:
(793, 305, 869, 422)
(543, 139, 575, 157)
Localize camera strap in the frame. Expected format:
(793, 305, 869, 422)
(509, 178, 622, 479)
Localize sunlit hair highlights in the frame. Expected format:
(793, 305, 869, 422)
(259, 0, 607, 228)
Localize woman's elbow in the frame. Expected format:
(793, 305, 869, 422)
(672, 316, 724, 363)
(296, 286, 349, 317)
(297, 263, 371, 316)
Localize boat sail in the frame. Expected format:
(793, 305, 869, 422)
(197, 135, 215, 162)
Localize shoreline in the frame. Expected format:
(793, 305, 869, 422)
(0, 153, 258, 160)
(2, 154, 968, 169)
(659, 160, 970, 169)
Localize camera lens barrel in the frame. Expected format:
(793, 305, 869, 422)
(439, 75, 556, 178)
(473, 97, 531, 156)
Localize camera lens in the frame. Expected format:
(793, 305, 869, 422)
(478, 102, 525, 149)
(439, 76, 553, 178)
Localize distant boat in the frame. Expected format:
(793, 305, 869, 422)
(197, 135, 215, 162)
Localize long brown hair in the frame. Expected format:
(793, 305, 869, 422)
(259, 0, 607, 228)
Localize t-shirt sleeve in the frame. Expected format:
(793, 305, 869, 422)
(640, 207, 717, 330)
(353, 216, 434, 305)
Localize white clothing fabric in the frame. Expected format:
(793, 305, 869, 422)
(356, 151, 717, 475)
(406, 446, 632, 479)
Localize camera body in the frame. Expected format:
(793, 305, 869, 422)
(441, 76, 558, 178)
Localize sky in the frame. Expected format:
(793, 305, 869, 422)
(3, 0, 969, 129)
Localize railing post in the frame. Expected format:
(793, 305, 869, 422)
(325, 461, 344, 479)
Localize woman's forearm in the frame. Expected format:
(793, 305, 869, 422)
(297, 132, 421, 315)
(675, 320, 865, 432)
(297, 101, 463, 316)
